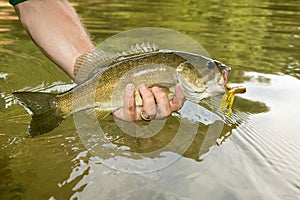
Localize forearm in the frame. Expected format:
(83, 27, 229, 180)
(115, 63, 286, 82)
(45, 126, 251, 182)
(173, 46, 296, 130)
(14, 0, 95, 80)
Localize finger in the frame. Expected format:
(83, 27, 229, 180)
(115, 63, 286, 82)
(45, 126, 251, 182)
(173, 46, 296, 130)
(113, 83, 136, 120)
(139, 84, 156, 119)
(170, 83, 185, 111)
(124, 83, 137, 120)
(151, 86, 172, 118)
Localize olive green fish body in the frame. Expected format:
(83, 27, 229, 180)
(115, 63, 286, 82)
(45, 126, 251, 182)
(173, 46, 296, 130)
(13, 46, 230, 136)
(59, 50, 227, 115)
(58, 51, 186, 116)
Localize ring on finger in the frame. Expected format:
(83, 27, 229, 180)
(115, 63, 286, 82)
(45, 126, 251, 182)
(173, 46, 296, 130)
(140, 111, 152, 121)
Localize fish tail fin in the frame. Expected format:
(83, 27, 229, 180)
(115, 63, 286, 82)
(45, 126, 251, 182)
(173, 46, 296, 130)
(12, 92, 65, 136)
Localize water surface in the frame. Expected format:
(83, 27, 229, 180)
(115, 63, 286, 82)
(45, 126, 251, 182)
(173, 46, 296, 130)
(0, 0, 299, 199)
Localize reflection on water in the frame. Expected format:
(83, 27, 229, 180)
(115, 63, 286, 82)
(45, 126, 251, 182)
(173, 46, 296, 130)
(0, 0, 300, 199)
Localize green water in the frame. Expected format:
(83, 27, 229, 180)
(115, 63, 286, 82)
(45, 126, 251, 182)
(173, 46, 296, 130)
(1, 0, 300, 199)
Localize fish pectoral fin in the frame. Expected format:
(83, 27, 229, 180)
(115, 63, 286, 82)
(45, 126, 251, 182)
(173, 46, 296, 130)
(85, 108, 112, 121)
(148, 83, 175, 100)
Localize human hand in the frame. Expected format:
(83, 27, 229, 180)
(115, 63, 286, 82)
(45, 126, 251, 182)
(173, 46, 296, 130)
(112, 83, 185, 121)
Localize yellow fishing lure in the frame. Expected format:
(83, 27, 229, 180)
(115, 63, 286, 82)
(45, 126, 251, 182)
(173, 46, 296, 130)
(219, 86, 246, 116)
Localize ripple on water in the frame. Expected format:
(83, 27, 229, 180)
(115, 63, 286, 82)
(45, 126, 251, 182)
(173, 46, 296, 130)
(1, 0, 300, 199)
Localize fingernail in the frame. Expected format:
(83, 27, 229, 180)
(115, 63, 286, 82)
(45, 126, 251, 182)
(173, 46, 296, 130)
(126, 83, 134, 89)
(126, 83, 135, 93)
(139, 84, 147, 90)
(152, 86, 160, 93)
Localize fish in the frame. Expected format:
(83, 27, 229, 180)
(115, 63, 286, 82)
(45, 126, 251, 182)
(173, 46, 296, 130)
(13, 43, 231, 136)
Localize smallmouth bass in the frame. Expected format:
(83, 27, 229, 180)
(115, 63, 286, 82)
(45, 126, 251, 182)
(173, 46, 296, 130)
(13, 44, 231, 136)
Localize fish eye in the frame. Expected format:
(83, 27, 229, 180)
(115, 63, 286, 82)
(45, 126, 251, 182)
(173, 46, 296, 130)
(207, 61, 215, 70)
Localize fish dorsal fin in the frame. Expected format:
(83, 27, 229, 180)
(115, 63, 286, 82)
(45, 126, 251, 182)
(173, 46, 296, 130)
(73, 43, 159, 83)
(73, 50, 119, 83)
(120, 42, 159, 58)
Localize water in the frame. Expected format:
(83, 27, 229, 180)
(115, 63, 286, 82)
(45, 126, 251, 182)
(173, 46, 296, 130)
(1, 0, 300, 199)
